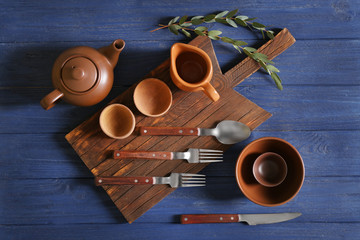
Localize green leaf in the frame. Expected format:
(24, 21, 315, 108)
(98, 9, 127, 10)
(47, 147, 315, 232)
(215, 18, 228, 24)
(262, 58, 275, 64)
(179, 15, 188, 25)
(232, 44, 242, 53)
(261, 30, 265, 39)
(271, 72, 283, 90)
(168, 16, 180, 25)
(195, 30, 205, 36)
(220, 36, 235, 43)
(243, 47, 257, 53)
(204, 14, 216, 22)
(181, 29, 191, 38)
(173, 25, 182, 30)
(236, 15, 248, 20)
(234, 40, 247, 46)
(169, 25, 179, 35)
(208, 35, 220, 40)
(215, 10, 229, 18)
(195, 26, 208, 32)
(226, 9, 238, 18)
(252, 22, 266, 30)
(266, 30, 275, 39)
(267, 64, 280, 72)
(243, 48, 252, 57)
(258, 60, 269, 74)
(246, 17, 257, 21)
(252, 52, 269, 62)
(226, 18, 238, 28)
(234, 18, 247, 27)
(208, 30, 222, 37)
(180, 22, 192, 27)
(191, 18, 203, 25)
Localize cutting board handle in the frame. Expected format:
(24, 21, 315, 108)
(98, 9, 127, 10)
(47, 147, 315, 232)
(224, 28, 296, 88)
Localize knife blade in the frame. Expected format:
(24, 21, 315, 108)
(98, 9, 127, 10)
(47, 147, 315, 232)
(180, 213, 301, 225)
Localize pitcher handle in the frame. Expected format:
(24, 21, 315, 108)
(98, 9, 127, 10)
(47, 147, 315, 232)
(40, 89, 64, 110)
(202, 83, 220, 102)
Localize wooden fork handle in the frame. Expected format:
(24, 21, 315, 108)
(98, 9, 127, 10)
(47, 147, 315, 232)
(180, 214, 239, 224)
(95, 176, 154, 186)
(139, 126, 199, 136)
(113, 150, 172, 160)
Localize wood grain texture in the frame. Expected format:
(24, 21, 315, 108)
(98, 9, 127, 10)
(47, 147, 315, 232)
(64, 30, 298, 222)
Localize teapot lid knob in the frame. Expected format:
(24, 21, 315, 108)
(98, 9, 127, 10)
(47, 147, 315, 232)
(61, 57, 98, 92)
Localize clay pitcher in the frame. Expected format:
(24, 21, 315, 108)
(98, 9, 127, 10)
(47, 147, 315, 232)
(170, 43, 220, 102)
(40, 39, 125, 110)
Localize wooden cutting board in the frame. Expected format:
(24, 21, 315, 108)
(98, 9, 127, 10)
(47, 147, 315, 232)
(65, 28, 295, 223)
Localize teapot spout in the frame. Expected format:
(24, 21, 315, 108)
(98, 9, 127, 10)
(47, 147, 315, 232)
(98, 39, 125, 69)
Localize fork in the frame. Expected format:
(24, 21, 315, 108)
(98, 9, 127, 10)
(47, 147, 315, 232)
(113, 148, 223, 163)
(95, 173, 206, 188)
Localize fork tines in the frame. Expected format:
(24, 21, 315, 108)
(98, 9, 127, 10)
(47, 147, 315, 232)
(180, 173, 206, 187)
(199, 149, 223, 163)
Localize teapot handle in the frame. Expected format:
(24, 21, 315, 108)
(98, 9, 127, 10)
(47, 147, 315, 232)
(40, 89, 64, 110)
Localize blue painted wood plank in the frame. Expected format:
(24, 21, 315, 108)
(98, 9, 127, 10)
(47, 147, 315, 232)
(1, 39, 359, 88)
(1, 222, 360, 240)
(0, 177, 359, 225)
(0, 0, 359, 239)
(1, 130, 359, 179)
(0, 0, 359, 42)
(0, 85, 358, 133)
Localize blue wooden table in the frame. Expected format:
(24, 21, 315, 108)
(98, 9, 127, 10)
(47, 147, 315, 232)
(1, 0, 359, 239)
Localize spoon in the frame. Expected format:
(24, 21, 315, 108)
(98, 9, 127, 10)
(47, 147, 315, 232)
(139, 120, 251, 144)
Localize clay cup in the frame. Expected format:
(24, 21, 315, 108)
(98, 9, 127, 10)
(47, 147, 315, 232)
(133, 78, 172, 117)
(99, 104, 135, 139)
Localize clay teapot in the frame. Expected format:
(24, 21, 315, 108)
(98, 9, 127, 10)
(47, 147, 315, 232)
(40, 39, 125, 110)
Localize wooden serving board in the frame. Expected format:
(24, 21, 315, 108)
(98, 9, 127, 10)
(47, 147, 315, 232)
(65, 28, 295, 223)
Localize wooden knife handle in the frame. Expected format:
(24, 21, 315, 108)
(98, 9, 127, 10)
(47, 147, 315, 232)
(181, 214, 239, 224)
(113, 150, 172, 160)
(95, 176, 154, 186)
(139, 127, 199, 136)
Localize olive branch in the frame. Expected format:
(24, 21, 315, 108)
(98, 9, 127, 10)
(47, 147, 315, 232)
(151, 9, 283, 90)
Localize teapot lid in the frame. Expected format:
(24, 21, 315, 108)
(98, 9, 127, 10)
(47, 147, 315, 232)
(61, 57, 98, 92)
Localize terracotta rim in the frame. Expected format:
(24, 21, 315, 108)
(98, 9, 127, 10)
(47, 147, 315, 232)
(235, 137, 305, 206)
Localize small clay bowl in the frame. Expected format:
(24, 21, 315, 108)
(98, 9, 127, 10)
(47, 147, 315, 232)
(99, 104, 135, 139)
(253, 152, 288, 187)
(133, 78, 172, 117)
(235, 137, 305, 207)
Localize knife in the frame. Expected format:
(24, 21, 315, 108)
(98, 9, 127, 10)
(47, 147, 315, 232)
(180, 213, 301, 225)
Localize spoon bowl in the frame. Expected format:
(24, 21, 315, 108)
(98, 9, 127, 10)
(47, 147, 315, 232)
(203, 120, 251, 144)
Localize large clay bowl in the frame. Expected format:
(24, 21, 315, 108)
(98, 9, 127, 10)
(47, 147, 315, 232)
(235, 137, 305, 206)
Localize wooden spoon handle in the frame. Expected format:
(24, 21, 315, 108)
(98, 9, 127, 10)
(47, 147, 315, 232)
(181, 214, 239, 224)
(113, 150, 172, 160)
(139, 126, 199, 136)
(95, 176, 154, 186)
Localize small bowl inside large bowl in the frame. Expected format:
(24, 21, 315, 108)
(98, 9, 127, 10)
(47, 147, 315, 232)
(133, 78, 172, 117)
(235, 137, 305, 206)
